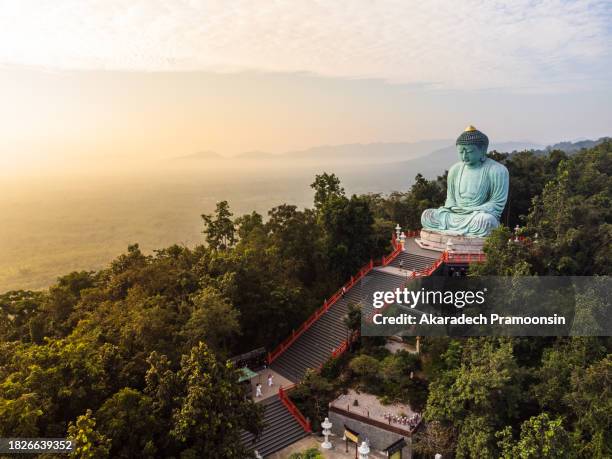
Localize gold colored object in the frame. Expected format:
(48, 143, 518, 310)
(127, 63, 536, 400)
(344, 429, 358, 443)
(465, 125, 477, 131)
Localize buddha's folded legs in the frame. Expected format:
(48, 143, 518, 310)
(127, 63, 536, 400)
(421, 207, 447, 231)
(421, 207, 499, 237)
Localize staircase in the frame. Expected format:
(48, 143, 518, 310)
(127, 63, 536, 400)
(245, 237, 447, 457)
(388, 250, 439, 271)
(240, 395, 309, 458)
(270, 251, 438, 382)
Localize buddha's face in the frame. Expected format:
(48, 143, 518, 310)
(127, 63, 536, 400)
(457, 144, 486, 167)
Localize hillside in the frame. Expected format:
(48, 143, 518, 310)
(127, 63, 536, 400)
(0, 142, 609, 458)
(0, 137, 606, 292)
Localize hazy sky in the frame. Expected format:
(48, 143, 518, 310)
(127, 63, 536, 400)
(1, 0, 611, 173)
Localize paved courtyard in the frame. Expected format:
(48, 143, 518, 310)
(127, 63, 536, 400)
(249, 368, 294, 402)
(330, 389, 419, 433)
(269, 434, 387, 459)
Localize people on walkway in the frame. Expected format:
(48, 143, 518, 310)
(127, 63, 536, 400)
(267, 374, 274, 387)
(255, 383, 262, 397)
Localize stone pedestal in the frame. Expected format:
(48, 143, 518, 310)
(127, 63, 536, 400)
(416, 229, 484, 254)
(321, 417, 333, 449)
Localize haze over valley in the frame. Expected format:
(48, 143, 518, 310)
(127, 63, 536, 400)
(4, 137, 592, 292)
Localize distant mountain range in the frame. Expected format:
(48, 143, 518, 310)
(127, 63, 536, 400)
(177, 137, 610, 164)
(337, 141, 544, 193)
(539, 137, 611, 155)
(175, 150, 224, 160)
(175, 139, 453, 164)
(172, 137, 609, 193)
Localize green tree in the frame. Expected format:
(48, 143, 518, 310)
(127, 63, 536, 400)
(235, 211, 264, 240)
(380, 351, 419, 385)
(0, 393, 43, 437)
(473, 141, 612, 276)
(319, 194, 376, 279)
(201, 200, 236, 250)
(311, 172, 344, 210)
(490, 149, 566, 228)
(456, 414, 496, 458)
(497, 413, 572, 459)
(264, 205, 323, 288)
(0, 290, 44, 342)
(532, 338, 605, 413)
(413, 420, 457, 457)
(170, 342, 262, 458)
(349, 354, 381, 392)
(565, 356, 612, 457)
(96, 388, 158, 459)
(182, 287, 241, 355)
(143, 351, 182, 454)
(425, 338, 521, 457)
(343, 302, 361, 334)
(67, 409, 111, 459)
(288, 448, 323, 459)
(290, 370, 335, 431)
(0, 334, 111, 437)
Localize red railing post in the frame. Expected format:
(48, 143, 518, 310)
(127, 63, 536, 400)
(279, 385, 312, 433)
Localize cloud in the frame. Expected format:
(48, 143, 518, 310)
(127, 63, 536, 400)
(1, 0, 610, 92)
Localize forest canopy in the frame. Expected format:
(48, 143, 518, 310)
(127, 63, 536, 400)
(0, 141, 610, 458)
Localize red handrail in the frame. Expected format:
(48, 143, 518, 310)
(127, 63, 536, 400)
(267, 259, 373, 364)
(278, 386, 312, 433)
(364, 248, 446, 322)
(330, 330, 360, 360)
(445, 252, 486, 264)
(267, 234, 404, 364)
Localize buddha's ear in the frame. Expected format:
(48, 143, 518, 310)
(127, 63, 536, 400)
(480, 146, 487, 160)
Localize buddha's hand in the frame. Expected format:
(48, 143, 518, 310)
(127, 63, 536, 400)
(449, 206, 473, 214)
(449, 205, 495, 215)
(472, 204, 496, 214)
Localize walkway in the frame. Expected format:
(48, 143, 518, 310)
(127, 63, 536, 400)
(250, 369, 293, 402)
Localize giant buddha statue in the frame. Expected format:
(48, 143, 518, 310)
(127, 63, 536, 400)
(418, 126, 509, 252)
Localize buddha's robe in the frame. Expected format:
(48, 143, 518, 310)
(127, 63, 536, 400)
(421, 158, 509, 237)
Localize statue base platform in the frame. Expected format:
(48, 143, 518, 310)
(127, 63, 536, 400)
(416, 229, 484, 254)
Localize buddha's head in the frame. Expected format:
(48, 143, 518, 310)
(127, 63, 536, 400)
(456, 125, 489, 167)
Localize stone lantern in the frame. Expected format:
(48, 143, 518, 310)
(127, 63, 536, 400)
(321, 417, 333, 449)
(514, 224, 520, 242)
(399, 231, 406, 249)
(395, 224, 401, 240)
(358, 441, 370, 459)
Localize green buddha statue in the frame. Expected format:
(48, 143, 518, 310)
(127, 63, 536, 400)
(421, 126, 509, 238)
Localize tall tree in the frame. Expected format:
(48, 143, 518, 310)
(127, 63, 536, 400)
(473, 141, 612, 276)
(425, 338, 521, 457)
(96, 388, 158, 458)
(182, 287, 241, 356)
(170, 342, 262, 458)
(67, 409, 112, 459)
(201, 201, 236, 250)
(319, 193, 376, 279)
(497, 413, 572, 459)
(311, 172, 344, 210)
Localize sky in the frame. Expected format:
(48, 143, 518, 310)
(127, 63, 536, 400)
(1, 0, 611, 173)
